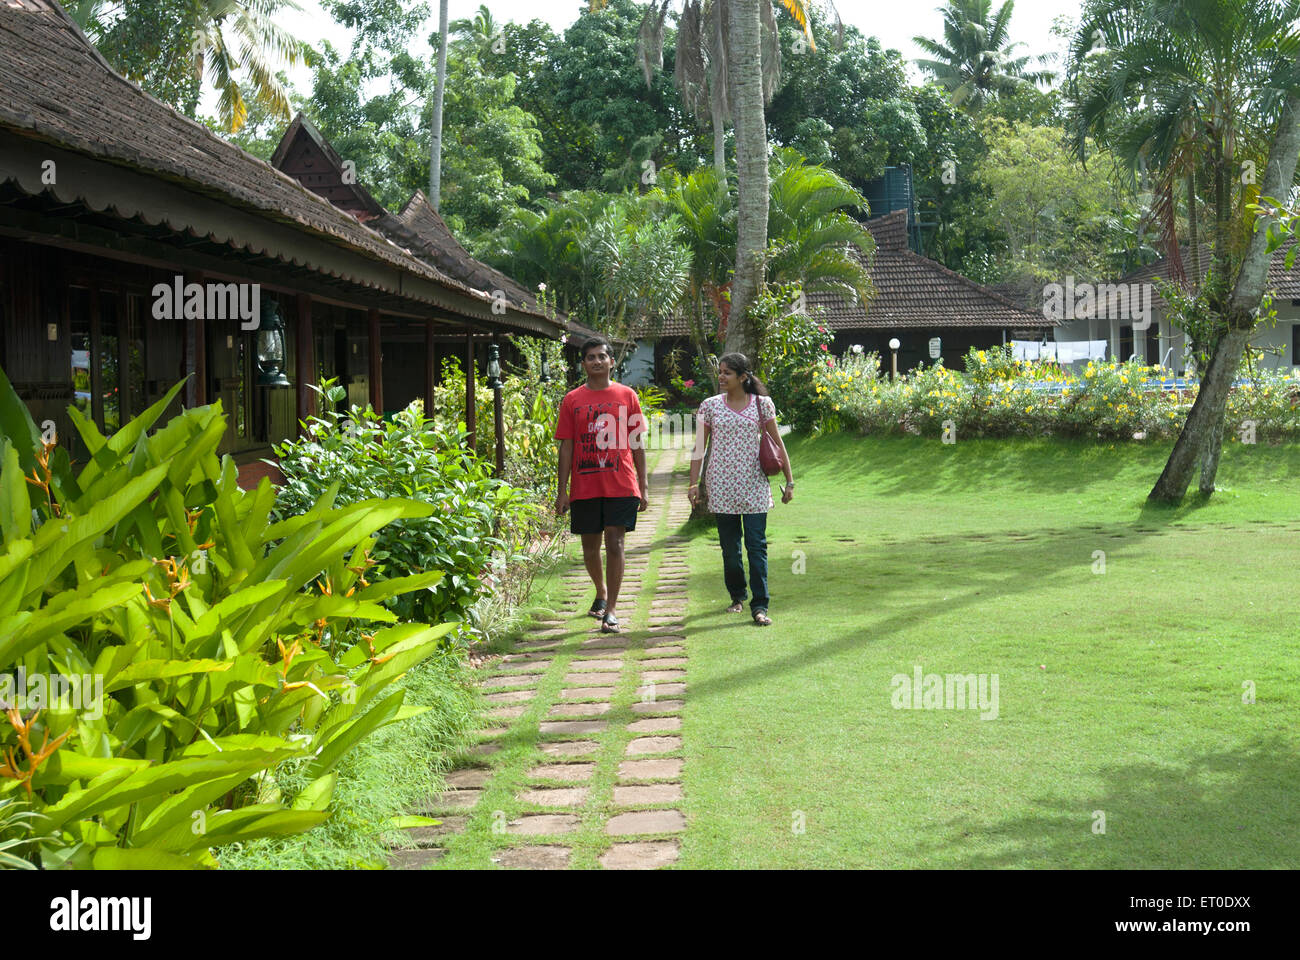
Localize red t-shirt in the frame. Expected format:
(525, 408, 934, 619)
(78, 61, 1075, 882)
(555, 383, 644, 501)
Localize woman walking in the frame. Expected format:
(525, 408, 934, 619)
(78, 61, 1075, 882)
(687, 353, 794, 626)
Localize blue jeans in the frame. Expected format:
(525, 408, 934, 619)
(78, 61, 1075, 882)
(715, 513, 769, 613)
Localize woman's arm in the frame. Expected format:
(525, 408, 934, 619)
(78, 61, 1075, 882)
(688, 409, 710, 504)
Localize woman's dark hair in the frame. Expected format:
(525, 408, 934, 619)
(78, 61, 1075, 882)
(717, 352, 769, 396)
(580, 336, 612, 360)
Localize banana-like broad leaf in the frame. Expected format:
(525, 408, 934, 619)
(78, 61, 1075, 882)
(352, 569, 445, 604)
(91, 846, 208, 870)
(104, 658, 232, 693)
(302, 689, 405, 781)
(292, 772, 338, 811)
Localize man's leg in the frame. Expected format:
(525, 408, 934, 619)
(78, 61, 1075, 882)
(581, 533, 605, 604)
(603, 525, 626, 617)
(742, 513, 769, 613)
(715, 513, 747, 608)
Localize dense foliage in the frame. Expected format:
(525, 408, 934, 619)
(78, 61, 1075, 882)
(803, 346, 1300, 440)
(273, 383, 534, 632)
(0, 372, 454, 868)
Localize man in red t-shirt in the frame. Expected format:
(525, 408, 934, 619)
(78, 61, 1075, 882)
(555, 336, 649, 633)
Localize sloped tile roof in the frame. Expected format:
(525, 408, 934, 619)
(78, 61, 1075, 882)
(1121, 243, 1300, 300)
(642, 209, 1052, 337)
(269, 113, 560, 327)
(807, 210, 1054, 330)
(0, 1, 562, 335)
(376, 191, 543, 311)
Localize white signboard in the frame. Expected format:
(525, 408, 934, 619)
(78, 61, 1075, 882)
(928, 337, 941, 360)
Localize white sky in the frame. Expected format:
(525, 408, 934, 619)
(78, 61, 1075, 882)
(205, 0, 1082, 115)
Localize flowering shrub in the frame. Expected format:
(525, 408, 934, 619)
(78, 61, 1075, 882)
(803, 351, 1300, 442)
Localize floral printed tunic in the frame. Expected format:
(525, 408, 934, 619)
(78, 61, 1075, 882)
(699, 393, 777, 515)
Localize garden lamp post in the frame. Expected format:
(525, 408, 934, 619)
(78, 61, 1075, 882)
(487, 339, 505, 477)
(889, 337, 900, 382)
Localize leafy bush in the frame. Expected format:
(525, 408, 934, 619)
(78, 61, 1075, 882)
(429, 335, 568, 503)
(758, 282, 832, 431)
(805, 351, 1300, 442)
(0, 370, 452, 869)
(274, 383, 534, 632)
(218, 645, 478, 869)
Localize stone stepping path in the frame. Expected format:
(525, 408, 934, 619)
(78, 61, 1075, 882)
(386, 447, 691, 870)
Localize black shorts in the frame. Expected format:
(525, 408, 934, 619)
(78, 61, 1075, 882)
(570, 496, 640, 535)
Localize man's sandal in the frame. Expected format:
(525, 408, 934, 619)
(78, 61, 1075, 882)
(726, 601, 744, 613)
(587, 596, 607, 619)
(601, 613, 621, 634)
(753, 610, 772, 626)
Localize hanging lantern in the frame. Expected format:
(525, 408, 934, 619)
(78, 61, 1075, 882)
(486, 342, 503, 390)
(539, 350, 552, 383)
(256, 299, 291, 388)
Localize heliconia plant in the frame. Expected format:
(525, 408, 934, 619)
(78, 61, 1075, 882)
(0, 368, 451, 869)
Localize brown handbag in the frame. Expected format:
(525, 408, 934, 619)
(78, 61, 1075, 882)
(758, 401, 785, 477)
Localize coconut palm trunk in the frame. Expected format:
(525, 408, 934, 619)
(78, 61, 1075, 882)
(1149, 87, 1300, 502)
(429, 0, 450, 209)
(725, 0, 768, 362)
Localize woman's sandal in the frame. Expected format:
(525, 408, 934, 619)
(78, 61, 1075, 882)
(587, 596, 607, 619)
(753, 610, 772, 627)
(726, 601, 744, 613)
(601, 613, 621, 634)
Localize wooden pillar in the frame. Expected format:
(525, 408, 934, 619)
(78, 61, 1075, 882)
(116, 284, 131, 421)
(492, 336, 505, 477)
(367, 308, 383, 415)
(295, 293, 314, 435)
(191, 272, 207, 408)
(425, 320, 436, 412)
(89, 288, 104, 429)
(464, 327, 476, 451)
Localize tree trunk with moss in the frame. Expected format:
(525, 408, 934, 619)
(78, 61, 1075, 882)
(724, 0, 767, 363)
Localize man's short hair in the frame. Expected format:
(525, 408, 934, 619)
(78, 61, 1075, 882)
(581, 336, 612, 360)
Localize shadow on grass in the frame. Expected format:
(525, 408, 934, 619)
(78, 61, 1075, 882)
(678, 519, 1168, 702)
(905, 735, 1300, 868)
(784, 431, 1300, 507)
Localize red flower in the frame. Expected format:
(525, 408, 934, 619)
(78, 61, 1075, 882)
(820, 344, 828, 351)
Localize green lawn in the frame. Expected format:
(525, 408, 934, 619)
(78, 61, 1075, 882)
(678, 432, 1300, 868)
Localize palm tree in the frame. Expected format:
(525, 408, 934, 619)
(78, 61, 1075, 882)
(451, 4, 501, 58)
(69, 0, 305, 133)
(484, 193, 617, 318)
(429, 0, 450, 209)
(1068, 0, 1300, 500)
(588, 200, 695, 365)
(649, 150, 873, 370)
(635, 0, 829, 180)
(913, 0, 1053, 112)
(651, 165, 737, 374)
(766, 148, 875, 305)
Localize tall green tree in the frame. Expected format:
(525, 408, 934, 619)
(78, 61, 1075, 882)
(1069, 0, 1300, 501)
(430, 0, 450, 208)
(69, 0, 307, 132)
(913, 0, 1053, 112)
(727, 0, 818, 360)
